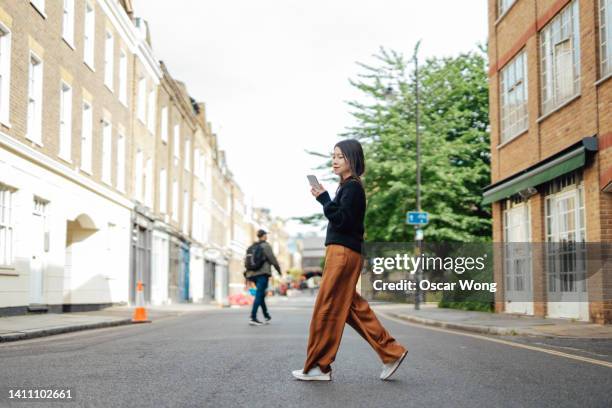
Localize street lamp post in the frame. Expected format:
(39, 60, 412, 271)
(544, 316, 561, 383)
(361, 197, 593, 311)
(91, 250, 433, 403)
(413, 41, 423, 311)
(385, 41, 423, 311)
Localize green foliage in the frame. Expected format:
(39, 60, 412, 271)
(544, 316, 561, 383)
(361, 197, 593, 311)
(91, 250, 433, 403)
(341, 45, 492, 243)
(438, 300, 493, 312)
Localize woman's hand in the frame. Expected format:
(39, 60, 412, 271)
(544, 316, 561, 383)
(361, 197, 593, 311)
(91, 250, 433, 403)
(311, 184, 326, 198)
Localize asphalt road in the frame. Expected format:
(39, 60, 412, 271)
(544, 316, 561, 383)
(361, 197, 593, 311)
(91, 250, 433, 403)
(0, 295, 610, 408)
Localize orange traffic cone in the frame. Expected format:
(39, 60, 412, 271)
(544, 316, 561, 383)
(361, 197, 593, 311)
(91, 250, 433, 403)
(132, 280, 151, 323)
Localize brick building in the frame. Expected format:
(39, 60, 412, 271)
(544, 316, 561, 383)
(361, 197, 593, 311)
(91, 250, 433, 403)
(0, 0, 288, 315)
(484, 0, 611, 323)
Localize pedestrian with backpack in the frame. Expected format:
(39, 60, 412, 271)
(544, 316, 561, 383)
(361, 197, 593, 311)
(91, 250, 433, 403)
(244, 229, 282, 326)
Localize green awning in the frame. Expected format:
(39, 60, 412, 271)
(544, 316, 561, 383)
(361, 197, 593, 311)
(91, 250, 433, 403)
(482, 147, 586, 205)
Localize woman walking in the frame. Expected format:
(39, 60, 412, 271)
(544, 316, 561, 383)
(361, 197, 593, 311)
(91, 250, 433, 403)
(292, 139, 408, 382)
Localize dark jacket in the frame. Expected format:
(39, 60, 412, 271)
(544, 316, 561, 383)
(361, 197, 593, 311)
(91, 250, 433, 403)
(247, 240, 281, 279)
(316, 178, 366, 253)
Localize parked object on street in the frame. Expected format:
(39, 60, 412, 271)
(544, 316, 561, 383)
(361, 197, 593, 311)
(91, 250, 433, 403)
(228, 292, 253, 306)
(132, 281, 151, 324)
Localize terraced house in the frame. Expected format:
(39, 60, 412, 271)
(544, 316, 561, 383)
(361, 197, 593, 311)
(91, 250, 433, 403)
(485, 0, 611, 323)
(0, 0, 272, 316)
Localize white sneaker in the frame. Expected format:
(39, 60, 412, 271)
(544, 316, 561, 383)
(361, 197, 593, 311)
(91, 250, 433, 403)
(291, 366, 331, 381)
(380, 350, 408, 380)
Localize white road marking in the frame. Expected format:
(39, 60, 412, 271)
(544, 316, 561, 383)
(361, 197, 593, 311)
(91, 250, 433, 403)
(378, 312, 612, 369)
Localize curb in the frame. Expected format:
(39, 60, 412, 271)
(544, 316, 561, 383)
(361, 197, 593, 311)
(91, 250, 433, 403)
(378, 312, 577, 339)
(0, 318, 134, 343)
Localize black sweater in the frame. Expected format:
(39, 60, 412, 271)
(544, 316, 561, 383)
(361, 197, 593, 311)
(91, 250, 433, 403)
(316, 179, 365, 254)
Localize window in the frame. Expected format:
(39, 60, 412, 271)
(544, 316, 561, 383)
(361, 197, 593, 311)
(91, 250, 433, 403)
(184, 138, 190, 171)
(81, 101, 93, 173)
(147, 86, 156, 133)
(498, 0, 516, 17)
(540, 0, 580, 115)
(160, 106, 168, 143)
(101, 120, 112, 184)
(173, 123, 180, 164)
(600, 0, 612, 77)
(0, 184, 15, 267)
(172, 180, 178, 221)
(145, 158, 153, 207)
(182, 190, 189, 233)
(500, 51, 528, 143)
(118, 49, 127, 104)
(59, 82, 73, 161)
(159, 168, 167, 213)
(83, 2, 95, 68)
(0, 24, 11, 125)
(199, 152, 205, 180)
(27, 52, 43, 145)
(192, 200, 199, 241)
(194, 148, 200, 178)
(137, 77, 146, 122)
(503, 201, 532, 294)
(62, 0, 74, 46)
(117, 133, 125, 191)
(104, 31, 114, 90)
(135, 149, 143, 201)
(545, 182, 586, 293)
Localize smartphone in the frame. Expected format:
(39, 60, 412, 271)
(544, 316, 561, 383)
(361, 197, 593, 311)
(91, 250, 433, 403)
(307, 175, 320, 188)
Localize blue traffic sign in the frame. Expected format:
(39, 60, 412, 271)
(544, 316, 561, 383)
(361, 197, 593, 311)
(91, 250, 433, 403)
(406, 211, 428, 225)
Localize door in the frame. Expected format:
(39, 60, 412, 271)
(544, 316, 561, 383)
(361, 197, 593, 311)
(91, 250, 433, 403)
(545, 187, 588, 320)
(151, 232, 169, 305)
(131, 224, 151, 304)
(503, 202, 533, 315)
(168, 239, 180, 303)
(29, 199, 47, 305)
(204, 260, 215, 302)
(179, 244, 190, 302)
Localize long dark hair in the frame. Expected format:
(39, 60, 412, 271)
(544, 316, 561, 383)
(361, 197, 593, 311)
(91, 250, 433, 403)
(334, 139, 365, 191)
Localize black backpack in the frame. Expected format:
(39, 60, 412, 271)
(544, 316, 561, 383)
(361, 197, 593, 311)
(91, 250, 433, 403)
(244, 242, 266, 272)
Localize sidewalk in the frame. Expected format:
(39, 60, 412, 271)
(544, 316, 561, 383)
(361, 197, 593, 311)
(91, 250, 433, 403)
(0, 303, 224, 343)
(373, 303, 612, 339)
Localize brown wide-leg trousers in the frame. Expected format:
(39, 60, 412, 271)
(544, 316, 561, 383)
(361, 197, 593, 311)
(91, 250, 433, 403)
(303, 244, 407, 374)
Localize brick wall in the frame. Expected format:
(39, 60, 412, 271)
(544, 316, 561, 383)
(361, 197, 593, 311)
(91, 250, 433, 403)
(488, 0, 612, 323)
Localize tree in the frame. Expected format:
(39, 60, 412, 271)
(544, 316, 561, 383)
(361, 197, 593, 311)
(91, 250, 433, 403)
(340, 45, 491, 242)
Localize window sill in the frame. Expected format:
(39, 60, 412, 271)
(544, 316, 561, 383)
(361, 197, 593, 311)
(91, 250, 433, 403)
(80, 167, 92, 175)
(497, 128, 528, 149)
(102, 178, 112, 187)
(0, 119, 11, 129)
(161, 138, 168, 145)
(58, 154, 72, 164)
(26, 136, 44, 148)
(537, 93, 581, 123)
(62, 38, 75, 50)
(119, 98, 128, 108)
(30, 2, 47, 19)
(104, 83, 114, 93)
(84, 60, 95, 72)
(0, 266, 17, 276)
(595, 72, 612, 87)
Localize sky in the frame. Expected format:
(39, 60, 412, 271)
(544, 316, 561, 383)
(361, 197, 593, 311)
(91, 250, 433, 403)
(132, 0, 488, 236)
